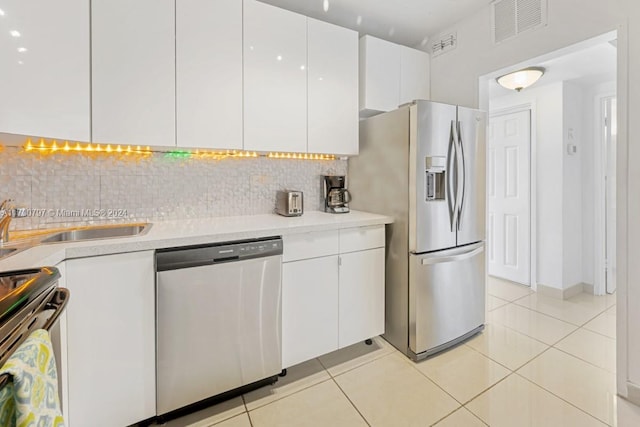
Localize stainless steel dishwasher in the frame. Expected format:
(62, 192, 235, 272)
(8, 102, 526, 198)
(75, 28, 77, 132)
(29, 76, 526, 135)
(155, 237, 283, 416)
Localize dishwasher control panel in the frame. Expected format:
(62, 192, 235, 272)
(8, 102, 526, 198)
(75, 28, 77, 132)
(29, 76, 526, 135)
(156, 237, 283, 271)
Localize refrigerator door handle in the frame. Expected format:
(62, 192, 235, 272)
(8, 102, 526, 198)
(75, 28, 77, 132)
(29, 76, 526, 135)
(420, 245, 485, 265)
(456, 120, 466, 230)
(448, 120, 459, 232)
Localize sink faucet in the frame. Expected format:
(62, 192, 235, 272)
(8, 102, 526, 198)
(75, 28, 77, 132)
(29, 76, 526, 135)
(0, 199, 27, 245)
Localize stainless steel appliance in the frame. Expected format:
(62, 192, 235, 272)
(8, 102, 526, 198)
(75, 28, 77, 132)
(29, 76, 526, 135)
(322, 175, 351, 213)
(275, 190, 304, 216)
(349, 100, 486, 360)
(156, 237, 283, 415)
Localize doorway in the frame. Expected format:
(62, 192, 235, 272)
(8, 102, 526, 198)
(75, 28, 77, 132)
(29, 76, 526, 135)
(483, 33, 617, 296)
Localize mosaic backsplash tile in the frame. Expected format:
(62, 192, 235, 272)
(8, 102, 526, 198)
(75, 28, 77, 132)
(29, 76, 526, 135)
(0, 146, 347, 230)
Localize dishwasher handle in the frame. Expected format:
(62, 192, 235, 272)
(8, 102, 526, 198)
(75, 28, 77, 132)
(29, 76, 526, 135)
(156, 237, 283, 271)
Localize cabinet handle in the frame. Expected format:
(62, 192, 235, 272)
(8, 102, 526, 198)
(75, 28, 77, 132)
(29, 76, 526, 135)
(338, 256, 342, 266)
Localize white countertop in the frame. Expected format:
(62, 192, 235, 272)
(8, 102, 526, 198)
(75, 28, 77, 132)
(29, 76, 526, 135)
(0, 210, 393, 271)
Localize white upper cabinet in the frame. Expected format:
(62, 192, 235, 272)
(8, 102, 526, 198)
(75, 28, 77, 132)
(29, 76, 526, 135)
(0, 0, 90, 141)
(176, 0, 242, 150)
(243, 0, 307, 153)
(359, 36, 400, 115)
(359, 35, 430, 116)
(308, 18, 359, 156)
(91, 0, 175, 147)
(400, 45, 430, 105)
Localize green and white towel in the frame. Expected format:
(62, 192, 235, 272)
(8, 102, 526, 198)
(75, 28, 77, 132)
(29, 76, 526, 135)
(0, 329, 65, 427)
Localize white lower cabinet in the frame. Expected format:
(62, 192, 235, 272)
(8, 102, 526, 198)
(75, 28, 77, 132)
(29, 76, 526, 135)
(338, 248, 385, 348)
(60, 251, 155, 427)
(282, 225, 385, 368)
(282, 256, 339, 368)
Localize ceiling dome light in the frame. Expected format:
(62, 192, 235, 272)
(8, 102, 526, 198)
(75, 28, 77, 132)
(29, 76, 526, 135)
(496, 67, 545, 92)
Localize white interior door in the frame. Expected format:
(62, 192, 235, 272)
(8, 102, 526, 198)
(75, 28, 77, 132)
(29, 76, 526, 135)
(488, 110, 531, 285)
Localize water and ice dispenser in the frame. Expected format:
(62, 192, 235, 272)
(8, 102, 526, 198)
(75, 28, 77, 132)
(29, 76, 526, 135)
(425, 156, 446, 201)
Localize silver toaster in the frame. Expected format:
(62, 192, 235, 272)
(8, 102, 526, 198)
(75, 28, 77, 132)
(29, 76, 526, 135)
(276, 190, 304, 217)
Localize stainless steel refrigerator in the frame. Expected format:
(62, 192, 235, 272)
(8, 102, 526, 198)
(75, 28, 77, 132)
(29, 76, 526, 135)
(349, 100, 486, 361)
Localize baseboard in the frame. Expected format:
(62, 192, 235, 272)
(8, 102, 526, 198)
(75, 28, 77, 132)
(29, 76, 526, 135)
(626, 381, 640, 406)
(537, 282, 584, 300)
(582, 283, 595, 295)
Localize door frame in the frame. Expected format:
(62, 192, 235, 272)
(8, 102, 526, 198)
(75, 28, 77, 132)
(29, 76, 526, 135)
(594, 92, 617, 295)
(488, 102, 537, 290)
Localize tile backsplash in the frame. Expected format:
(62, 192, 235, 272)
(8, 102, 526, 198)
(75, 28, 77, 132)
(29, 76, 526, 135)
(0, 146, 347, 230)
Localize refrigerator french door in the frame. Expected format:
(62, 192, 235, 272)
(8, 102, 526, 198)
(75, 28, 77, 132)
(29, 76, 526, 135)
(409, 242, 485, 357)
(410, 102, 485, 253)
(349, 99, 487, 361)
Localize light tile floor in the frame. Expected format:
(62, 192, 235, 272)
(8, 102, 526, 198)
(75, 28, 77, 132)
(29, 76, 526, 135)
(157, 276, 640, 427)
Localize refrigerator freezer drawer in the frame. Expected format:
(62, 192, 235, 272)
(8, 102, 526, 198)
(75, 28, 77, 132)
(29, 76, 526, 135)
(409, 242, 485, 358)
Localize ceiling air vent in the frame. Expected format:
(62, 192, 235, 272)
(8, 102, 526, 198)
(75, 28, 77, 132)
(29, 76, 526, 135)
(431, 32, 457, 57)
(492, 0, 547, 44)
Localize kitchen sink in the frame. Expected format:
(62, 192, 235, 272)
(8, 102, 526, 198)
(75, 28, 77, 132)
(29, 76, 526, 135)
(41, 223, 150, 243)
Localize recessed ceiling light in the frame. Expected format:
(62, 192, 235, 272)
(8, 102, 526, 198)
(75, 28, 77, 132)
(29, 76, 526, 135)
(356, 15, 362, 26)
(323, 0, 329, 12)
(300, 65, 305, 70)
(10, 30, 20, 37)
(277, 55, 282, 61)
(0, 9, 5, 16)
(17, 47, 27, 53)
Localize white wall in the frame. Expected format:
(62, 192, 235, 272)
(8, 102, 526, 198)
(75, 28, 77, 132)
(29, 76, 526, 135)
(562, 82, 584, 289)
(430, 0, 623, 108)
(490, 83, 564, 289)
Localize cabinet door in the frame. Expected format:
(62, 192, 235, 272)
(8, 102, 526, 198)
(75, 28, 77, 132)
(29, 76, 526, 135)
(339, 248, 385, 348)
(92, 0, 175, 147)
(176, 0, 242, 150)
(282, 256, 339, 368)
(0, 0, 90, 141)
(400, 46, 430, 105)
(307, 18, 358, 155)
(243, 0, 307, 153)
(359, 35, 400, 114)
(64, 251, 155, 427)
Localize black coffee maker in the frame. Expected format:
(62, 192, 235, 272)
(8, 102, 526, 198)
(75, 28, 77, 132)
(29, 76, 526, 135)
(322, 175, 351, 213)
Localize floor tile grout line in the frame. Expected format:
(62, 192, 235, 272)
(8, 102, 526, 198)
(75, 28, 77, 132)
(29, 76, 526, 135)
(459, 407, 490, 426)
(242, 377, 334, 413)
(487, 313, 578, 347)
(240, 395, 254, 427)
(491, 298, 582, 327)
(513, 371, 613, 426)
(465, 323, 554, 370)
(510, 297, 614, 329)
(461, 343, 518, 373)
(316, 343, 397, 379)
(243, 342, 398, 414)
(457, 373, 520, 425)
(550, 341, 616, 375)
(329, 376, 372, 427)
(427, 406, 465, 426)
(401, 350, 474, 407)
(581, 323, 617, 340)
